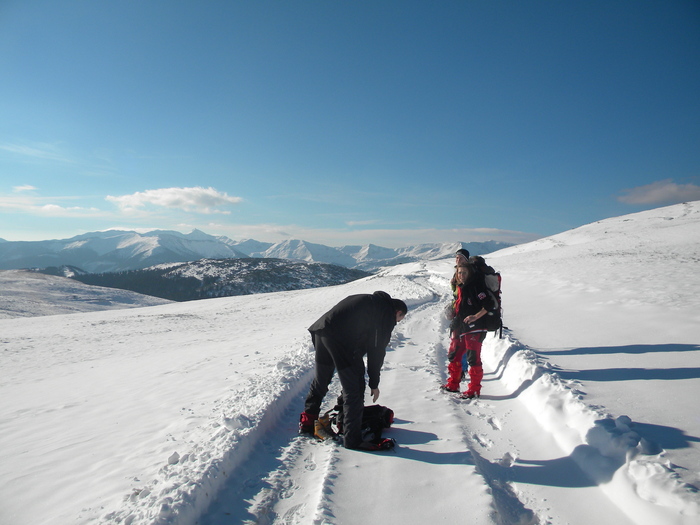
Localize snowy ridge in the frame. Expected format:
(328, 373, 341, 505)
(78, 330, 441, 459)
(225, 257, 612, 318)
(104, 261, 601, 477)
(0, 230, 249, 273)
(68, 258, 371, 302)
(103, 341, 316, 525)
(482, 334, 699, 523)
(259, 239, 357, 268)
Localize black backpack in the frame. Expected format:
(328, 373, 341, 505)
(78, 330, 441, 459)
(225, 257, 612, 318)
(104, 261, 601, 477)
(470, 256, 504, 337)
(315, 403, 396, 450)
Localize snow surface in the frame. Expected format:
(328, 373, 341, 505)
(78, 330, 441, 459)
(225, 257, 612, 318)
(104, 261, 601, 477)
(0, 270, 171, 319)
(1, 202, 699, 525)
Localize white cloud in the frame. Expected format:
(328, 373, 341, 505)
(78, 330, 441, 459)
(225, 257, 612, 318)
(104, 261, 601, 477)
(618, 179, 700, 205)
(346, 219, 380, 227)
(0, 194, 102, 217)
(206, 223, 540, 248)
(106, 187, 242, 215)
(0, 142, 73, 163)
(13, 185, 37, 192)
(37, 204, 102, 217)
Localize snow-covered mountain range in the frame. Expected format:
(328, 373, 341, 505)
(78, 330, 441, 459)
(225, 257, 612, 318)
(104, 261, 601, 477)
(0, 229, 512, 273)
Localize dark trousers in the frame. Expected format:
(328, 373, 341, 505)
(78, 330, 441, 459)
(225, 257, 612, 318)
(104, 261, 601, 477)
(304, 333, 366, 449)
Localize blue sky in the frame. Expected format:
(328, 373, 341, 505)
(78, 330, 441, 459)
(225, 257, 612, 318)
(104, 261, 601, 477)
(1, 1, 699, 247)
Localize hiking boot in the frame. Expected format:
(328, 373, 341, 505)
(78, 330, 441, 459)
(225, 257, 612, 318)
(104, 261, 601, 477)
(466, 367, 483, 397)
(440, 384, 460, 393)
(314, 415, 338, 441)
(299, 411, 318, 435)
(460, 390, 480, 399)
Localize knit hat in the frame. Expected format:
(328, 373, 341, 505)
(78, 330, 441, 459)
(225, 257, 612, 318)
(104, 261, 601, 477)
(455, 248, 470, 260)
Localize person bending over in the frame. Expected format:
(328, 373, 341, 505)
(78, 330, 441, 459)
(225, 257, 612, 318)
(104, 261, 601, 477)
(299, 291, 407, 449)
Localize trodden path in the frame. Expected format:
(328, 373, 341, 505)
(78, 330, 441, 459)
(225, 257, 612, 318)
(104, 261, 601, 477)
(199, 271, 633, 525)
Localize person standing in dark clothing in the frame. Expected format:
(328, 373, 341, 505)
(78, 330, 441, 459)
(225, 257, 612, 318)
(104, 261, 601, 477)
(299, 291, 407, 449)
(449, 249, 471, 376)
(442, 264, 499, 398)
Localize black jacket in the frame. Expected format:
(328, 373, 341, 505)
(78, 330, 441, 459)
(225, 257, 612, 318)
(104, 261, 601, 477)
(451, 273, 499, 334)
(308, 291, 398, 389)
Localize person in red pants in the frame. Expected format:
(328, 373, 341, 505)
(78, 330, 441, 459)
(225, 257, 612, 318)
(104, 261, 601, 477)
(442, 264, 498, 398)
(448, 249, 471, 378)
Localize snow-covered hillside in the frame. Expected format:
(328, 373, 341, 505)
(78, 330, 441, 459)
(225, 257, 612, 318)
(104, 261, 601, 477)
(63, 258, 370, 302)
(1, 202, 699, 525)
(0, 269, 171, 319)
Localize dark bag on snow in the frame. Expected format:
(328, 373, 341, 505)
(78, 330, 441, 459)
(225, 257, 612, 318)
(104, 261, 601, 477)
(320, 403, 396, 450)
(358, 404, 394, 444)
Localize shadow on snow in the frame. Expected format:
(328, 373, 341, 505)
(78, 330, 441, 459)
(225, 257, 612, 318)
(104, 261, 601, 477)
(539, 343, 700, 356)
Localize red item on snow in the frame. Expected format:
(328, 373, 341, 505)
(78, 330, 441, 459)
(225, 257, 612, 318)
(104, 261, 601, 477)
(299, 411, 318, 434)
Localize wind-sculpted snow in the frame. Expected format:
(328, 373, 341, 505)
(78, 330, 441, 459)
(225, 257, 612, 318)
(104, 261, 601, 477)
(482, 336, 699, 523)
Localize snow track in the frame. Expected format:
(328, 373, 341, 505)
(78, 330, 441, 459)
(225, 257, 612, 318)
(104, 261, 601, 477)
(195, 267, 694, 525)
(194, 271, 537, 524)
(42, 262, 693, 525)
(128, 266, 693, 525)
(101, 339, 318, 525)
(200, 393, 338, 525)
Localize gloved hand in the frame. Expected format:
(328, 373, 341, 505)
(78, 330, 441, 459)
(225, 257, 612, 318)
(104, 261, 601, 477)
(378, 438, 396, 450)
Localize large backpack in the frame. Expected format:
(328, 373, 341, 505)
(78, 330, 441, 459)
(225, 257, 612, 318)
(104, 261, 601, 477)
(315, 403, 396, 450)
(470, 256, 503, 337)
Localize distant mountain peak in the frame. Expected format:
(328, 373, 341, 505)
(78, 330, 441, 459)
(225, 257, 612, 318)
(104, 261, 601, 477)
(183, 229, 216, 241)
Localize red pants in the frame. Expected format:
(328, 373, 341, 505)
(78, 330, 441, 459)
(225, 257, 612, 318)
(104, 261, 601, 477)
(446, 332, 485, 394)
